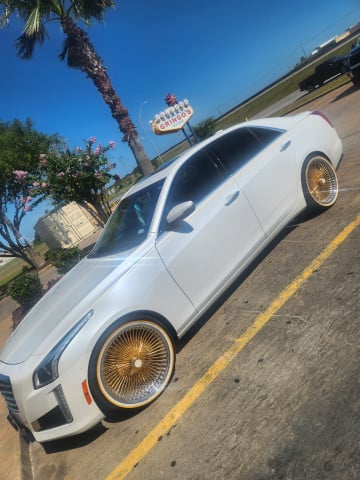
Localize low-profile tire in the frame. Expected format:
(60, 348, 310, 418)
(89, 318, 175, 413)
(301, 154, 338, 210)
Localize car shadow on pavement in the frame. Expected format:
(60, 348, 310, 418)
(34, 402, 147, 453)
(178, 209, 321, 350)
(39, 422, 108, 453)
(331, 84, 359, 102)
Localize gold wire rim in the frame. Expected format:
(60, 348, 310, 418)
(306, 158, 338, 205)
(97, 322, 173, 408)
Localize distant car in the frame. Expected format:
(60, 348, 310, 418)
(0, 111, 342, 442)
(346, 38, 360, 85)
(299, 56, 347, 92)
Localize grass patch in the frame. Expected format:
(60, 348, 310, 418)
(275, 75, 351, 116)
(0, 242, 49, 288)
(0, 258, 29, 288)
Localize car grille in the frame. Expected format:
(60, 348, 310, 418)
(0, 374, 19, 413)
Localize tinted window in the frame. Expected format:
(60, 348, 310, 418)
(169, 151, 223, 207)
(209, 127, 282, 174)
(160, 150, 223, 230)
(209, 128, 260, 174)
(249, 126, 282, 146)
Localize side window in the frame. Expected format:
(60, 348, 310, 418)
(169, 150, 222, 207)
(249, 127, 283, 146)
(210, 127, 282, 174)
(161, 150, 223, 229)
(210, 128, 262, 174)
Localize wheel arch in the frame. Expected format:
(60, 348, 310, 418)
(91, 309, 179, 351)
(303, 150, 332, 165)
(119, 310, 179, 344)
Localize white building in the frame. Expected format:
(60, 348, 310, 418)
(35, 202, 99, 249)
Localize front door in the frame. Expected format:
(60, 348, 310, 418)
(155, 149, 265, 311)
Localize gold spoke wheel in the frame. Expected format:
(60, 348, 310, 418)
(96, 321, 174, 408)
(305, 156, 338, 207)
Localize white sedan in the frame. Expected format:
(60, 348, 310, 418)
(0, 111, 342, 442)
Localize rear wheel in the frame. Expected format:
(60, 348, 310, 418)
(301, 154, 338, 210)
(351, 73, 360, 86)
(89, 319, 175, 412)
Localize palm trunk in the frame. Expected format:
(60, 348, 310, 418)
(60, 16, 154, 177)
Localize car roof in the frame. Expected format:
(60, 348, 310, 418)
(126, 112, 310, 196)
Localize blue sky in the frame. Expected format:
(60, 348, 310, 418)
(0, 0, 359, 240)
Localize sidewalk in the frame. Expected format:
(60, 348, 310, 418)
(0, 233, 100, 480)
(0, 296, 26, 480)
(0, 265, 60, 480)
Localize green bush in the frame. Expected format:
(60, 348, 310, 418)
(7, 272, 43, 310)
(45, 247, 82, 274)
(0, 284, 7, 299)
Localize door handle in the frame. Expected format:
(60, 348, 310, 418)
(225, 190, 240, 205)
(280, 140, 291, 151)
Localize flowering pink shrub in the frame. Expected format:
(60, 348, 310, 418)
(13, 170, 29, 182)
(31, 137, 119, 224)
(11, 136, 119, 225)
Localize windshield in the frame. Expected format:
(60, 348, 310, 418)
(90, 179, 164, 257)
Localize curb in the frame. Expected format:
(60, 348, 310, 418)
(20, 435, 32, 480)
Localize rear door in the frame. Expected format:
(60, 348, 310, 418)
(210, 126, 298, 235)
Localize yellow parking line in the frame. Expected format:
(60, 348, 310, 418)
(106, 213, 360, 480)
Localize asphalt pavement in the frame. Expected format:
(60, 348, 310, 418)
(1, 83, 359, 480)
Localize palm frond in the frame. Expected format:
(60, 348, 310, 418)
(70, 0, 115, 23)
(23, 5, 43, 35)
(15, 27, 47, 60)
(0, 4, 13, 29)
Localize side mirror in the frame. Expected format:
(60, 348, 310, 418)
(166, 201, 195, 225)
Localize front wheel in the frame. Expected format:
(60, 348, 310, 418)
(301, 154, 339, 210)
(89, 319, 175, 412)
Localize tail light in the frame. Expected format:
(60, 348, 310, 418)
(311, 111, 334, 128)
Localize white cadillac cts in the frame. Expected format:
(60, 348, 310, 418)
(0, 111, 342, 442)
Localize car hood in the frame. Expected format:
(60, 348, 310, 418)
(0, 253, 133, 365)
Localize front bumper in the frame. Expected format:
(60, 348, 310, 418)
(0, 360, 104, 442)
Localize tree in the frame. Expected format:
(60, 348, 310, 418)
(193, 117, 217, 141)
(35, 137, 119, 226)
(0, 0, 154, 177)
(0, 118, 61, 267)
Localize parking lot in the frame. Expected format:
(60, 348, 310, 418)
(3, 82, 360, 480)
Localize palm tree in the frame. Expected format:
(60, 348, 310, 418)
(0, 1, 154, 176)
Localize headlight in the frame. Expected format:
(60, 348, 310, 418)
(32, 310, 93, 389)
